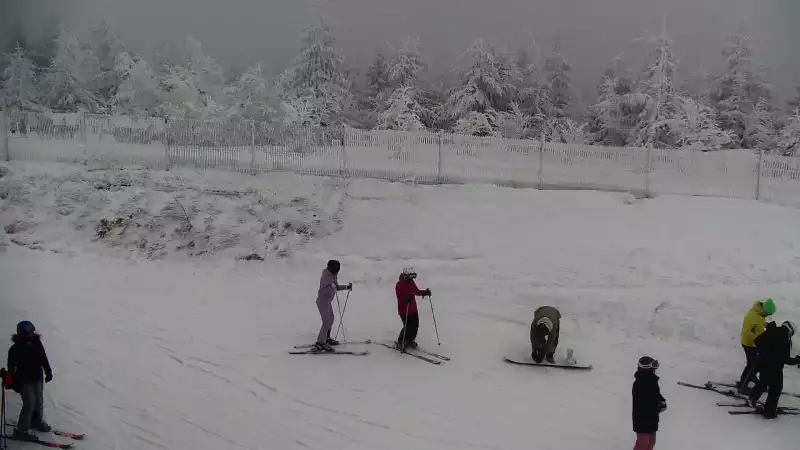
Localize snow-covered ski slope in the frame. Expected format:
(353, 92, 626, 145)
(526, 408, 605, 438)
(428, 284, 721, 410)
(1, 163, 799, 450)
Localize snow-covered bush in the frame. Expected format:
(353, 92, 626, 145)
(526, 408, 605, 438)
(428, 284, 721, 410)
(454, 111, 495, 136)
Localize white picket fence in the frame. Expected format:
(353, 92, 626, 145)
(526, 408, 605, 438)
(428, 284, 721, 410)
(2, 110, 800, 207)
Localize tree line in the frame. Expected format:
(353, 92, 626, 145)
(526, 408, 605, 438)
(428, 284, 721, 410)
(1, 17, 799, 154)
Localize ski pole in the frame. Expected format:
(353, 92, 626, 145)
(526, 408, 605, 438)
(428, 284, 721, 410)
(334, 290, 351, 341)
(335, 292, 346, 343)
(400, 299, 411, 351)
(429, 295, 441, 346)
(1, 369, 7, 450)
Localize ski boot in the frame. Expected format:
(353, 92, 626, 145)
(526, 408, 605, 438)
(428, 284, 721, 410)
(311, 343, 335, 353)
(13, 429, 38, 442)
(326, 338, 340, 346)
(34, 422, 52, 433)
(406, 341, 419, 350)
(545, 353, 556, 364)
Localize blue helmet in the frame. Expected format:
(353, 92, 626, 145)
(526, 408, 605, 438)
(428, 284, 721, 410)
(16, 321, 35, 335)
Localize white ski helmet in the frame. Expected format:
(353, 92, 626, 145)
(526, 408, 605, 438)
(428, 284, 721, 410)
(402, 267, 417, 280)
(783, 321, 796, 338)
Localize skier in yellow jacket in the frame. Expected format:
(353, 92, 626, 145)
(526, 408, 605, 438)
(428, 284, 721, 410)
(738, 299, 776, 394)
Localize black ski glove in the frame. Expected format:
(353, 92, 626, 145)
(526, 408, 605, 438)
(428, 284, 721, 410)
(347, 283, 353, 291)
(45, 373, 53, 383)
(422, 289, 431, 296)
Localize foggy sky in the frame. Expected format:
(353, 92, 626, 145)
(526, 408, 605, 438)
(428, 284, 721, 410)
(2, 0, 798, 97)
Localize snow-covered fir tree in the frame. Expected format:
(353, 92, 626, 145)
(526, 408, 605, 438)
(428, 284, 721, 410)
(1, 43, 40, 109)
(87, 19, 124, 108)
(673, 96, 733, 151)
(447, 38, 521, 121)
(364, 51, 391, 110)
(543, 41, 573, 118)
(543, 117, 590, 144)
(159, 37, 228, 119)
(454, 110, 495, 136)
(376, 84, 426, 131)
(111, 52, 162, 115)
(587, 56, 635, 145)
(786, 86, 800, 114)
(630, 25, 681, 148)
(495, 102, 529, 138)
(387, 37, 426, 88)
(227, 62, 277, 121)
(40, 26, 103, 112)
(712, 28, 771, 148)
(278, 17, 350, 127)
(776, 109, 800, 156)
(750, 98, 777, 152)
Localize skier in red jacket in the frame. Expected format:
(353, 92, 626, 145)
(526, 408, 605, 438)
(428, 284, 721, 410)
(395, 267, 431, 351)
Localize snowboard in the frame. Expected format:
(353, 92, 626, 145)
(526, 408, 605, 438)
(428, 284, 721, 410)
(503, 356, 592, 370)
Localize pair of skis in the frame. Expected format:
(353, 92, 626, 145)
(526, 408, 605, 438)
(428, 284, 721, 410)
(2, 422, 84, 449)
(289, 339, 452, 364)
(377, 342, 451, 365)
(708, 381, 800, 399)
(678, 381, 800, 416)
(289, 339, 372, 356)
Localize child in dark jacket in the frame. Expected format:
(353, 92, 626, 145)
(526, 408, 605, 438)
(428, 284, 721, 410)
(7, 321, 53, 441)
(632, 356, 666, 450)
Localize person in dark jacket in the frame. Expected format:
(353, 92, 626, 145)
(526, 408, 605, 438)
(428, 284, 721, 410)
(530, 306, 561, 363)
(632, 356, 666, 450)
(7, 321, 53, 441)
(394, 267, 430, 351)
(748, 321, 799, 418)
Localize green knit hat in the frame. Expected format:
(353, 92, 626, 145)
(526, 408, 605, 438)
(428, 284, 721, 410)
(761, 298, 776, 316)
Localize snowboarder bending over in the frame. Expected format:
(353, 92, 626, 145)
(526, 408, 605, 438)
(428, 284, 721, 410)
(738, 298, 775, 394)
(313, 260, 352, 353)
(7, 321, 54, 442)
(748, 320, 799, 418)
(530, 306, 561, 363)
(395, 267, 431, 351)
(632, 356, 666, 450)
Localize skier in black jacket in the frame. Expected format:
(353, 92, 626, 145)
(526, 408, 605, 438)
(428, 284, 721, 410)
(748, 321, 799, 418)
(7, 321, 53, 441)
(632, 356, 666, 450)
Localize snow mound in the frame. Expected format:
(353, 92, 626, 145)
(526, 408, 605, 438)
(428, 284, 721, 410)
(0, 161, 345, 260)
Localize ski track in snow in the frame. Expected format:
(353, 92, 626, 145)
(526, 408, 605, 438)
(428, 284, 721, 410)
(1, 165, 800, 449)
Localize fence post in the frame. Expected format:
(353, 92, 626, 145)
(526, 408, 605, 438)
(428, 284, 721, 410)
(538, 133, 545, 190)
(163, 117, 171, 170)
(755, 149, 763, 201)
(437, 130, 443, 183)
(81, 111, 87, 143)
(644, 147, 652, 198)
(340, 124, 347, 176)
(250, 120, 256, 175)
(1, 106, 8, 162)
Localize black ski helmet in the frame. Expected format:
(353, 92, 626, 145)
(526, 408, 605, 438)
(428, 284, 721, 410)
(327, 259, 341, 274)
(638, 356, 660, 371)
(16, 320, 35, 336)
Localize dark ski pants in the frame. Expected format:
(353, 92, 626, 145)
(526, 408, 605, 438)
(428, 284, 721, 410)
(738, 345, 759, 389)
(397, 313, 419, 346)
(750, 369, 783, 417)
(17, 381, 45, 432)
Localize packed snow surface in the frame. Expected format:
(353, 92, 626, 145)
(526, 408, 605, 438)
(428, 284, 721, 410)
(1, 162, 799, 450)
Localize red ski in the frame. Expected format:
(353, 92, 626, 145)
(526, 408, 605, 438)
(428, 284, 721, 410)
(6, 422, 85, 440)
